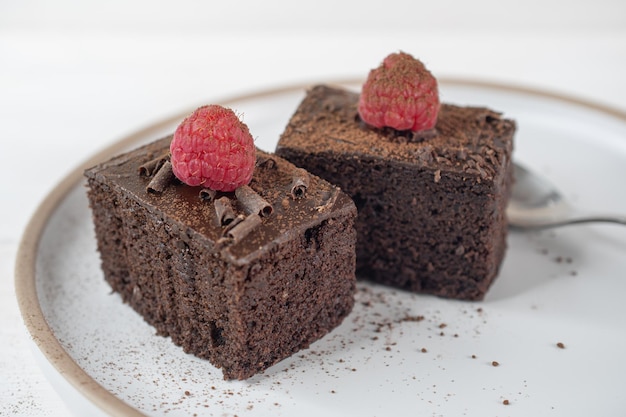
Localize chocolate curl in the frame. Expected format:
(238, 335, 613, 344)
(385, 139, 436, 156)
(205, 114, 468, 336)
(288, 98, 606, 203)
(199, 188, 216, 202)
(290, 168, 310, 199)
(147, 161, 174, 194)
(223, 214, 246, 233)
(225, 213, 262, 241)
(316, 189, 338, 212)
(214, 196, 237, 226)
(216, 213, 262, 249)
(139, 152, 169, 177)
(235, 185, 273, 217)
(256, 156, 277, 170)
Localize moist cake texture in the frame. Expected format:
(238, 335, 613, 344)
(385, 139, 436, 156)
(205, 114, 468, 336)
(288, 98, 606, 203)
(276, 85, 516, 300)
(85, 136, 357, 380)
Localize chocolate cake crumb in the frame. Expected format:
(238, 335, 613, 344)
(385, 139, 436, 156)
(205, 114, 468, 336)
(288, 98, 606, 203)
(403, 315, 425, 322)
(491, 361, 500, 367)
(557, 342, 565, 349)
(503, 399, 510, 405)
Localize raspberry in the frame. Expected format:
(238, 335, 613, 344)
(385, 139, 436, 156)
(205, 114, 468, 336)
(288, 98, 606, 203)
(170, 105, 256, 191)
(358, 52, 440, 132)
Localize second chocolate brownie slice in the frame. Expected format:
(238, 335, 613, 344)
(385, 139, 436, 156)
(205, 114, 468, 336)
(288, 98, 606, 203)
(276, 84, 515, 300)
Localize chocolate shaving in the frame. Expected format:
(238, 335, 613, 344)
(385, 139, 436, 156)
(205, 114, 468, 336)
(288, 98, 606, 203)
(214, 197, 237, 226)
(147, 161, 174, 194)
(226, 213, 262, 241)
(357, 114, 437, 143)
(199, 188, 216, 202)
(235, 185, 273, 217)
(223, 214, 246, 234)
(290, 168, 310, 199)
(139, 152, 169, 177)
(381, 127, 437, 144)
(256, 156, 277, 170)
(316, 189, 338, 212)
(216, 213, 262, 248)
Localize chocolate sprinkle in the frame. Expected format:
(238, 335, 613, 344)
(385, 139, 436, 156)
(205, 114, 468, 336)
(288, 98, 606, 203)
(290, 168, 310, 199)
(235, 185, 273, 217)
(214, 196, 237, 226)
(147, 160, 174, 194)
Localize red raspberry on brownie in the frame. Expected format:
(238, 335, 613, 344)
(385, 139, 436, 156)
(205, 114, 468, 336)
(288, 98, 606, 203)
(358, 51, 440, 132)
(170, 105, 256, 191)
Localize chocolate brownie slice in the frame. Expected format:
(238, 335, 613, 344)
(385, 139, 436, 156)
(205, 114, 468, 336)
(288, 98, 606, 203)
(85, 136, 357, 380)
(276, 85, 515, 300)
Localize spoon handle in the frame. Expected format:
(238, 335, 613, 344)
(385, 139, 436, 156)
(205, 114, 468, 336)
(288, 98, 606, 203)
(510, 213, 626, 230)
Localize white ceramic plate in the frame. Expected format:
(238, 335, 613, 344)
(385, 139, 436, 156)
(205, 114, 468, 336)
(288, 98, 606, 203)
(16, 80, 626, 417)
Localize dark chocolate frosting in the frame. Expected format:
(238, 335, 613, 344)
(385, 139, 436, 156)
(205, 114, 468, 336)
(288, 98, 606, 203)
(85, 136, 355, 265)
(277, 85, 516, 181)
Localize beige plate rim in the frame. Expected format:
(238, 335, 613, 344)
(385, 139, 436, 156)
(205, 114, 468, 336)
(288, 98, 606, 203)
(14, 78, 626, 417)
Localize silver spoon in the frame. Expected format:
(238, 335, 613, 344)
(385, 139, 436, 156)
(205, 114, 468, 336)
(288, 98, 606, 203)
(507, 163, 626, 229)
